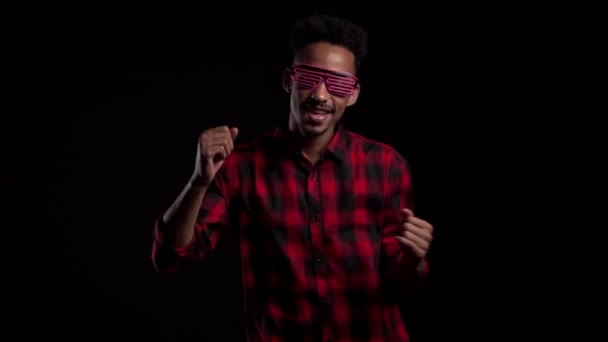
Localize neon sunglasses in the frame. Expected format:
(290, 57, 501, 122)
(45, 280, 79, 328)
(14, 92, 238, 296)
(288, 64, 358, 97)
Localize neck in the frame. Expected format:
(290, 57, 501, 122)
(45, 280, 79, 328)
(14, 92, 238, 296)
(288, 115, 336, 162)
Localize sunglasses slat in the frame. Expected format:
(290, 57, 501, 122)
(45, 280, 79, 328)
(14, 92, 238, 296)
(291, 66, 357, 97)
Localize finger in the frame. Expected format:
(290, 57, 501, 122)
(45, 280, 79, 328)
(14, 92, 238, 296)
(202, 145, 227, 161)
(202, 130, 233, 143)
(404, 222, 433, 241)
(203, 136, 234, 154)
(398, 208, 414, 223)
(395, 236, 425, 258)
(402, 230, 430, 250)
(407, 216, 433, 231)
(230, 127, 239, 140)
(399, 209, 432, 231)
(201, 126, 232, 141)
(201, 126, 238, 149)
(212, 125, 232, 134)
(400, 208, 414, 218)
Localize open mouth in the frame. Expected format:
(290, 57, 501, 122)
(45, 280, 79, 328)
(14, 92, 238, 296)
(304, 107, 332, 123)
(303, 105, 333, 124)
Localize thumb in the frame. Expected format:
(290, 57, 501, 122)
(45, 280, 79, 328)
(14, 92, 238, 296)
(230, 127, 239, 140)
(399, 208, 414, 221)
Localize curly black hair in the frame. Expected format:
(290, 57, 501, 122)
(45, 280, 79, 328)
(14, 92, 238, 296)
(289, 14, 369, 71)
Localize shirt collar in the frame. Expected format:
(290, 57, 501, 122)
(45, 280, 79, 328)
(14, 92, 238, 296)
(270, 122, 350, 162)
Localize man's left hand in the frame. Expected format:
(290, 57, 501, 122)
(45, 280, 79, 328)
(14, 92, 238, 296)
(395, 208, 434, 259)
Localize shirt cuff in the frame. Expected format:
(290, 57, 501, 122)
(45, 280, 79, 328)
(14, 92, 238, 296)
(418, 257, 429, 281)
(154, 217, 195, 256)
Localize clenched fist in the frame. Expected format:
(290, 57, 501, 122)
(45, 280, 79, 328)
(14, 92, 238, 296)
(191, 125, 239, 186)
(395, 208, 433, 259)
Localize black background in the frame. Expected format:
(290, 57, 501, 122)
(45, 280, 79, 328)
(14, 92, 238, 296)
(30, 2, 554, 341)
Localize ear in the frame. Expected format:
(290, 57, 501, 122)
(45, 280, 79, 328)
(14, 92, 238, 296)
(282, 68, 292, 93)
(346, 84, 361, 107)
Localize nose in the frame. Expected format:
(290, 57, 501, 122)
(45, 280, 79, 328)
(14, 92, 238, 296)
(310, 80, 331, 101)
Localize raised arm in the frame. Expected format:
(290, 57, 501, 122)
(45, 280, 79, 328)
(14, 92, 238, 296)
(151, 126, 239, 275)
(381, 151, 433, 296)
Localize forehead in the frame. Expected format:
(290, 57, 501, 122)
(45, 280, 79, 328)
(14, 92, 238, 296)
(294, 42, 356, 75)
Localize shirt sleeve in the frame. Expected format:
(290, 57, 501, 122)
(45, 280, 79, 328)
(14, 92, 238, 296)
(150, 164, 235, 276)
(380, 151, 428, 294)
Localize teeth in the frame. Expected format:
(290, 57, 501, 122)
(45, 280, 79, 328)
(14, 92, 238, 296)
(307, 107, 329, 113)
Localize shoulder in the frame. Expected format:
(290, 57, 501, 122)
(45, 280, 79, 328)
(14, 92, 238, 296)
(218, 131, 274, 173)
(220, 140, 259, 173)
(345, 130, 411, 173)
(212, 139, 262, 198)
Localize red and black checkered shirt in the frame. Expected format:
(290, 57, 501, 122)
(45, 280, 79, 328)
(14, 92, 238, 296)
(152, 124, 428, 342)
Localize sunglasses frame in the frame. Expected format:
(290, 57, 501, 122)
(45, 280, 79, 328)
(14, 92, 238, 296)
(288, 64, 359, 97)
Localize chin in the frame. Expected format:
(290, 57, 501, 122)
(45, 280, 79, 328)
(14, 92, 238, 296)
(300, 123, 330, 137)
(290, 112, 335, 137)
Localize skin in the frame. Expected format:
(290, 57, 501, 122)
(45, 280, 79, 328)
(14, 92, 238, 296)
(397, 209, 434, 274)
(162, 41, 433, 276)
(282, 42, 360, 165)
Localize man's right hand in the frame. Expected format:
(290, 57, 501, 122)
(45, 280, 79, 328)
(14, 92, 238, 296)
(192, 125, 239, 186)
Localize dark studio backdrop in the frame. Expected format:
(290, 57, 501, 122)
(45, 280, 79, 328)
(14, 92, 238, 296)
(33, 2, 539, 341)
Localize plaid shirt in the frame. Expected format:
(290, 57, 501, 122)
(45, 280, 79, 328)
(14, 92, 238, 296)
(152, 124, 428, 342)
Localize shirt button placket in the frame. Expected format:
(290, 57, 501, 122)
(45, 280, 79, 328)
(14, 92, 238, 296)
(308, 167, 331, 341)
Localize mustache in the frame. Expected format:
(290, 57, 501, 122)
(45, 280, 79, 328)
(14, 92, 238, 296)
(302, 99, 334, 112)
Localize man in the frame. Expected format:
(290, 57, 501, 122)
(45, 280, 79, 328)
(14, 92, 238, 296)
(152, 14, 434, 342)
